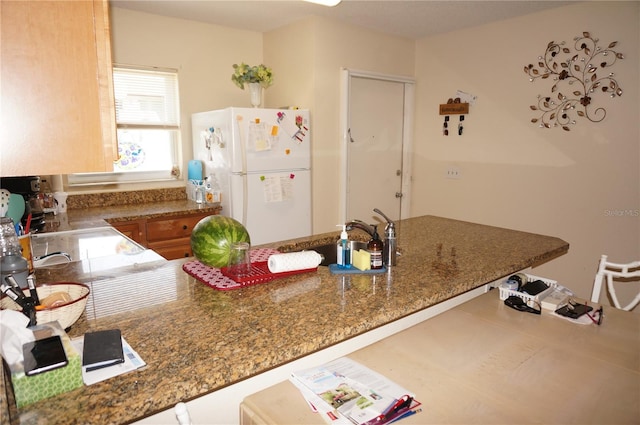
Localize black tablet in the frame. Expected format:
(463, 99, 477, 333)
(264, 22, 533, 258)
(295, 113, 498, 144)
(23, 335, 68, 376)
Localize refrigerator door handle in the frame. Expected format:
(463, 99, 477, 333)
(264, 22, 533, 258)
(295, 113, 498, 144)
(236, 115, 249, 226)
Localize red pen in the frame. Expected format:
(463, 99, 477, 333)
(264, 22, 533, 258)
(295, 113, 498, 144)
(25, 213, 32, 234)
(378, 395, 412, 422)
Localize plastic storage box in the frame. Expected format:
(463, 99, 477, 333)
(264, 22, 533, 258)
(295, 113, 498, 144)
(498, 273, 558, 303)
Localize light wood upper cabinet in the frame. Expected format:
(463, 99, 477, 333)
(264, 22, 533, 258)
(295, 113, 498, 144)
(0, 0, 117, 176)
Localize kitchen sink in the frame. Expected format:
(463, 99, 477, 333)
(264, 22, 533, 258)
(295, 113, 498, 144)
(303, 241, 368, 266)
(30, 227, 164, 270)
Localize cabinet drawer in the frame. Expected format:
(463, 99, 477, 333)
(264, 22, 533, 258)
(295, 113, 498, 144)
(148, 238, 193, 260)
(146, 214, 209, 242)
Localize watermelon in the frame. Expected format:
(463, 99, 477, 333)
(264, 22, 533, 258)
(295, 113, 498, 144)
(190, 216, 251, 268)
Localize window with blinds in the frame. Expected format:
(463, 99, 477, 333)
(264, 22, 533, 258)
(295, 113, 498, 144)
(68, 66, 181, 186)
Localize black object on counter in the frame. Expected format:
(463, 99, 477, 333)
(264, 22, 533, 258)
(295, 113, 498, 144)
(555, 300, 593, 319)
(504, 295, 541, 315)
(23, 335, 68, 376)
(2, 274, 37, 326)
(82, 329, 125, 372)
(520, 279, 549, 296)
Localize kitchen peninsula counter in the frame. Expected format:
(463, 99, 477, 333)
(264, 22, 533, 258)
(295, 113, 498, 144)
(3, 216, 569, 425)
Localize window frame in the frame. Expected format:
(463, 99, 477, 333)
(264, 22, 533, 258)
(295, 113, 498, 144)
(68, 64, 181, 187)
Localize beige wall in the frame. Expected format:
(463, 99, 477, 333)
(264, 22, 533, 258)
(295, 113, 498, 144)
(265, 16, 415, 234)
(109, 7, 263, 188)
(413, 1, 640, 301)
(109, 3, 639, 305)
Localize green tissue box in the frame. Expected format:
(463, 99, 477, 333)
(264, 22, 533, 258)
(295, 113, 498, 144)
(8, 321, 83, 408)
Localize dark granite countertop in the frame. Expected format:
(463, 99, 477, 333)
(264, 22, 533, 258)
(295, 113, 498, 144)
(3, 215, 569, 425)
(45, 200, 221, 233)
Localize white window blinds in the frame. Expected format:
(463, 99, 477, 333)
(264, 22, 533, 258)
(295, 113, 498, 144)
(113, 67, 180, 129)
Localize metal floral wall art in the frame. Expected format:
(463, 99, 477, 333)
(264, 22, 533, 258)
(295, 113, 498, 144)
(525, 31, 624, 131)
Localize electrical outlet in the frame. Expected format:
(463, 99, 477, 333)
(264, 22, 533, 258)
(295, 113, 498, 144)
(445, 166, 461, 179)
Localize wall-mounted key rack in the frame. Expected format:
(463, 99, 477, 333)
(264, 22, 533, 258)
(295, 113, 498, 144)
(440, 98, 469, 136)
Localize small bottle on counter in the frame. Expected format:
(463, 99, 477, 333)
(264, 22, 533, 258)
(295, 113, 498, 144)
(0, 217, 29, 289)
(336, 224, 351, 268)
(195, 184, 205, 204)
(40, 178, 55, 210)
(368, 225, 383, 270)
(205, 175, 222, 204)
(174, 402, 193, 425)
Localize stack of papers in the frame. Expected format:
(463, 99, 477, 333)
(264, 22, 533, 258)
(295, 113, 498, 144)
(290, 357, 421, 425)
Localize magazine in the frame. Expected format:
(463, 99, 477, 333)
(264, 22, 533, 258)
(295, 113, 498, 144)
(290, 357, 421, 425)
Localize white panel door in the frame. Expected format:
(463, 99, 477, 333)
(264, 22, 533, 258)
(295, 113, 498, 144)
(347, 77, 405, 225)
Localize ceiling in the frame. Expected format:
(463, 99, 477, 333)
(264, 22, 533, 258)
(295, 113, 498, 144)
(110, 0, 572, 40)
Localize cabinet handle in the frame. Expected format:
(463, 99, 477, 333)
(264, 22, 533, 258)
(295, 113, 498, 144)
(182, 225, 188, 230)
(184, 252, 189, 257)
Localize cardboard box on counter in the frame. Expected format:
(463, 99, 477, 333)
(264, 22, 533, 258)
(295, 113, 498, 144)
(6, 321, 83, 408)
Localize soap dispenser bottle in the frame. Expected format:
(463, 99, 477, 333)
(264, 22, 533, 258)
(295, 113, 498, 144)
(368, 225, 383, 270)
(336, 225, 351, 268)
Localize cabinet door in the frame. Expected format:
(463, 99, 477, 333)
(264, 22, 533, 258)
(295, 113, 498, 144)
(0, 0, 117, 175)
(112, 220, 146, 246)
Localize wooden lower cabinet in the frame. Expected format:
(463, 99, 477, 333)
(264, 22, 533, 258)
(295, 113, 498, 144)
(111, 219, 145, 245)
(112, 212, 212, 260)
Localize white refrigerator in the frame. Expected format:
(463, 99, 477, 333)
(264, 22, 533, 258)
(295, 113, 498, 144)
(192, 107, 311, 245)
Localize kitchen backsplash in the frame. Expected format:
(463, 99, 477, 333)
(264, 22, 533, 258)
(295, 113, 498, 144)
(66, 187, 187, 209)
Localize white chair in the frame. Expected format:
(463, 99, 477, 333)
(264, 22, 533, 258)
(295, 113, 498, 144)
(591, 254, 640, 311)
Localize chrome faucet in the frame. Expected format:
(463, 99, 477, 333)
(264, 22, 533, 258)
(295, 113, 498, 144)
(374, 208, 397, 267)
(345, 219, 376, 238)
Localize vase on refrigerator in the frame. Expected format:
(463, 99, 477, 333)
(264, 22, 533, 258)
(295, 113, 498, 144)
(248, 83, 262, 108)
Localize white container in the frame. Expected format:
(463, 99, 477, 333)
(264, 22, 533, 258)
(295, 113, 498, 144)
(498, 273, 558, 303)
(54, 191, 68, 213)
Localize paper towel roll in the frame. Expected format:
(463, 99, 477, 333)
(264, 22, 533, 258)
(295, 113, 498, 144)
(51, 174, 64, 192)
(268, 251, 323, 273)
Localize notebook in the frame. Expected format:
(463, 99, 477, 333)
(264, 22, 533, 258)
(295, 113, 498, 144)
(82, 329, 125, 372)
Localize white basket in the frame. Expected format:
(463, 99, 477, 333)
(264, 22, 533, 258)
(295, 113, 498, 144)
(1, 282, 90, 329)
(498, 273, 558, 303)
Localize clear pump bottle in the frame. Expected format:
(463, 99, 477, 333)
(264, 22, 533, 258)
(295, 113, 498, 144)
(336, 225, 351, 268)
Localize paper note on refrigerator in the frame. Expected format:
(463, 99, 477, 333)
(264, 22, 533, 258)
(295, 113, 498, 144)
(262, 174, 294, 203)
(248, 121, 273, 152)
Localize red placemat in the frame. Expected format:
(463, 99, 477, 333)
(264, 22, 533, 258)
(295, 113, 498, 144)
(182, 248, 316, 290)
